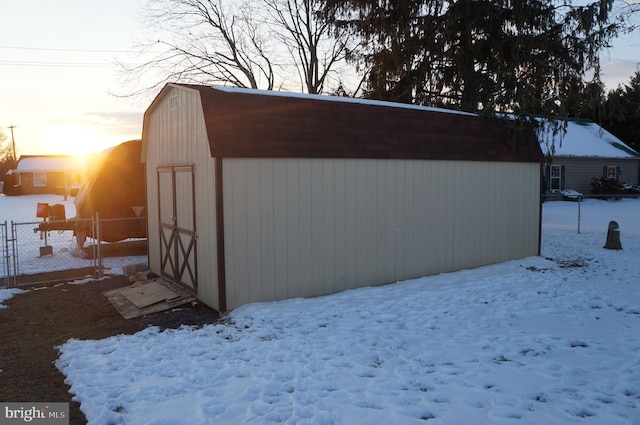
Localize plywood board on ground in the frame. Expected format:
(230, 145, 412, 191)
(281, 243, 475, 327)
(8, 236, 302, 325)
(104, 279, 195, 319)
(117, 280, 180, 308)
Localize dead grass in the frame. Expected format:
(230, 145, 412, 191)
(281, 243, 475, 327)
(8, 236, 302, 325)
(0, 276, 219, 425)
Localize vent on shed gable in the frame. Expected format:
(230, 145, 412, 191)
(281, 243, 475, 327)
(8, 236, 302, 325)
(169, 95, 179, 110)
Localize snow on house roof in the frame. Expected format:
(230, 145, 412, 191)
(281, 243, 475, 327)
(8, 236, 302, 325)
(539, 118, 639, 159)
(16, 155, 85, 173)
(213, 85, 478, 117)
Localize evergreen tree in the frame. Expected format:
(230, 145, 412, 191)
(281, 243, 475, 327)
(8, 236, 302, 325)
(604, 71, 640, 151)
(564, 79, 607, 120)
(329, 0, 619, 132)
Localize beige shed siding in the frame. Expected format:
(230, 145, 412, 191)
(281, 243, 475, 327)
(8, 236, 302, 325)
(143, 86, 220, 309)
(223, 158, 540, 310)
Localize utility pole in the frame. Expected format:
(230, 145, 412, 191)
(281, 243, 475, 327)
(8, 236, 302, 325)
(8, 125, 16, 162)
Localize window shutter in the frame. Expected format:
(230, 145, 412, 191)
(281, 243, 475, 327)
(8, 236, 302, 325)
(617, 166, 622, 180)
(545, 165, 551, 190)
(602, 166, 608, 178)
(560, 165, 566, 190)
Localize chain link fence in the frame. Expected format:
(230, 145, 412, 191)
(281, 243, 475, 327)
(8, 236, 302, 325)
(542, 194, 640, 236)
(5, 195, 637, 288)
(1, 215, 147, 288)
(1, 221, 8, 287)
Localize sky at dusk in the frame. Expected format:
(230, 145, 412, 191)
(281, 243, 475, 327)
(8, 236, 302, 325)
(1, 0, 639, 157)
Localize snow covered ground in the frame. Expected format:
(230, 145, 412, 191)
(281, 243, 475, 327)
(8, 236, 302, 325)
(3, 198, 640, 424)
(0, 193, 76, 223)
(0, 194, 146, 277)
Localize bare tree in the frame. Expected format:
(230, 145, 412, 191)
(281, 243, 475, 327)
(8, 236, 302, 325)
(117, 0, 277, 98)
(262, 0, 355, 94)
(117, 0, 360, 98)
(618, 0, 640, 31)
(0, 130, 17, 177)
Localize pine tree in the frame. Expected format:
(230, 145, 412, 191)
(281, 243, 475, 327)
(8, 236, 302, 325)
(604, 71, 640, 151)
(329, 0, 619, 127)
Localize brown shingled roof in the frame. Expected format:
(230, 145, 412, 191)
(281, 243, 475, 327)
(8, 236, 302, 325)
(176, 84, 543, 163)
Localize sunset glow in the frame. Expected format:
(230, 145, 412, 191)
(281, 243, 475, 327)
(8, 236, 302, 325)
(1, 0, 638, 158)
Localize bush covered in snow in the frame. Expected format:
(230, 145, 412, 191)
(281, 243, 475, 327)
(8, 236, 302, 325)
(558, 189, 582, 200)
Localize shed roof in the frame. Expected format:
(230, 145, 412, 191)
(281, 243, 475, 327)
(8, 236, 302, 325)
(16, 155, 85, 173)
(146, 84, 543, 163)
(538, 118, 640, 159)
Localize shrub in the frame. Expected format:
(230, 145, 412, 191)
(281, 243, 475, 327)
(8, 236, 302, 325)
(590, 177, 623, 194)
(590, 177, 640, 195)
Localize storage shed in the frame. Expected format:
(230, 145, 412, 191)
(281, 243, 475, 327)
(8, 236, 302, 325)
(142, 84, 544, 312)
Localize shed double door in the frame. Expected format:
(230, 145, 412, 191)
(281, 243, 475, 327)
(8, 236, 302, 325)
(157, 165, 198, 293)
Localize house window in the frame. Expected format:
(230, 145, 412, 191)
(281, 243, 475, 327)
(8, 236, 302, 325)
(606, 165, 618, 180)
(33, 172, 47, 187)
(549, 165, 562, 190)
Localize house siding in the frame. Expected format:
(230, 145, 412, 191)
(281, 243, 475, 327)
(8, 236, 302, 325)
(547, 157, 639, 194)
(14, 155, 83, 196)
(17, 171, 68, 195)
(222, 158, 540, 310)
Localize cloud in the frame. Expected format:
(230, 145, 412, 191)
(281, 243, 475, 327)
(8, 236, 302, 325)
(46, 111, 143, 135)
(600, 58, 639, 90)
(85, 111, 143, 130)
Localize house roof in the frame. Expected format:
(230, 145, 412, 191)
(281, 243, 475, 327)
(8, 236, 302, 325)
(539, 118, 639, 159)
(15, 155, 85, 173)
(145, 84, 543, 163)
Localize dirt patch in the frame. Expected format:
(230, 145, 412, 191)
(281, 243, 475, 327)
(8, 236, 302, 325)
(0, 276, 219, 425)
(542, 256, 593, 270)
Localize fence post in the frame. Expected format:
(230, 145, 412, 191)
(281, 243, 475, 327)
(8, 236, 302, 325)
(90, 215, 95, 278)
(10, 221, 18, 282)
(1, 221, 8, 287)
(6, 221, 18, 287)
(96, 213, 103, 278)
(577, 196, 582, 234)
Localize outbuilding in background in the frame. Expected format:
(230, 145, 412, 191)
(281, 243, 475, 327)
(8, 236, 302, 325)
(142, 84, 544, 312)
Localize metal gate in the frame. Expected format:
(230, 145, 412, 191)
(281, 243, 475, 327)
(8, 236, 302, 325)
(1, 221, 14, 287)
(1, 215, 146, 288)
(157, 165, 198, 293)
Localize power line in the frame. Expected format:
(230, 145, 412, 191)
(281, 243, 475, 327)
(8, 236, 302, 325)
(0, 60, 114, 68)
(0, 44, 155, 68)
(0, 44, 136, 54)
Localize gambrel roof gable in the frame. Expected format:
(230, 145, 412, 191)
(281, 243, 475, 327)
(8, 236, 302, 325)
(149, 84, 543, 163)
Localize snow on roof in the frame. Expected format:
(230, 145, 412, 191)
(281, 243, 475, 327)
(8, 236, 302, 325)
(16, 156, 85, 173)
(200, 86, 636, 160)
(539, 118, 639, 159)
(213, 85, 477, 117)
